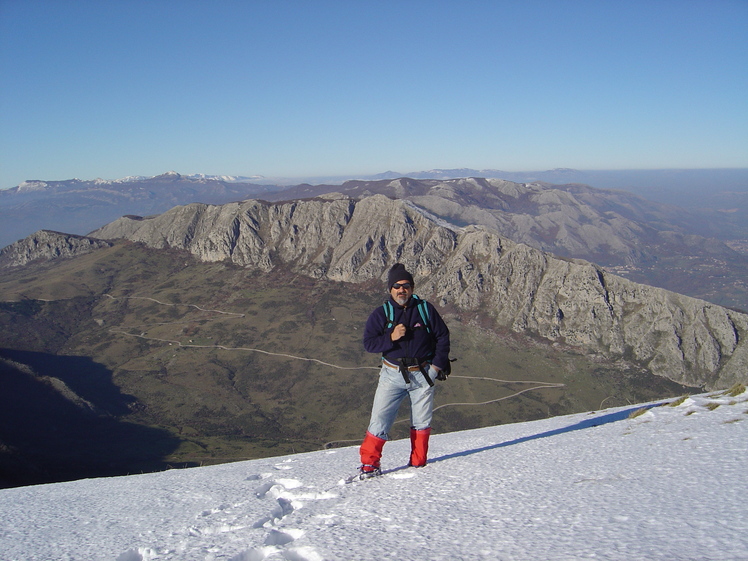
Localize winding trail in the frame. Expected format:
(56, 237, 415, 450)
(103, 293, 565, 448)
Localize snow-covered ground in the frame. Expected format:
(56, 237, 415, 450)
(1, 389, 746, 561)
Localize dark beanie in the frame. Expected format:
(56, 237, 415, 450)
(387, 263, 414, 289)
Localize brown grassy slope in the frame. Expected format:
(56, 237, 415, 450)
(0, 242, 689, 485)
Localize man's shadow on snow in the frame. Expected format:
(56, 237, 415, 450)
(429, 404, 663, 465)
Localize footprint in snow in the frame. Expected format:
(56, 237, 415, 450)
(254, 478, 303, 498)
(200, 503, 231, 517)
(234, 518, 320, 561)
(264, 528, 305, 546)
(116, 548, 157, 561)
(252, 497, 295, 528)
(251, 478, 306, 528)
(247, 474, 337, 560)
(273, 459, 297, 470)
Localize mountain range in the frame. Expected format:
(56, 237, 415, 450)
(2, 169, 747, 309)
(0, 171, 282, 249)
(3, 167, 748, 244)
(1, 169, 747, 487)
(82, 193, 748, 390)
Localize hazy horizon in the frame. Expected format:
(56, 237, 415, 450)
(1, 1, 746, 190)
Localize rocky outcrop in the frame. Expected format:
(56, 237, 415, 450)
(88, 195, 748, 390)
(270, 177, 738, 267)
(266, 179, 748, 313)
(0, 230, 112, 268)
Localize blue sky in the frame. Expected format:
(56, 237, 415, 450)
(0, 0, 746, 189)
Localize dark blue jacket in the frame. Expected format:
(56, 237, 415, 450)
(363, 295, 450, 370)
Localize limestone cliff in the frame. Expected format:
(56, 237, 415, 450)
(86, 195, 748, 390)
(0, 230, 113, 268)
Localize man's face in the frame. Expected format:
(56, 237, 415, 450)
(390, 279, 413, 306)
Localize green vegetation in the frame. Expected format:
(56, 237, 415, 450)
(0, 242, 691, 487)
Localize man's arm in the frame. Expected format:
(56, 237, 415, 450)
(428, 303, 450, 371)
(362, 307, 398, 355)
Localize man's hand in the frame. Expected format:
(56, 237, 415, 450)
(390, 323, 407, 341)
(435, 360, 453, 380)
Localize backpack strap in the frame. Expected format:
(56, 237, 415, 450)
(411, 294, 432, 334)
(383, 300, 395, 329)
(383, 295, 432, 333)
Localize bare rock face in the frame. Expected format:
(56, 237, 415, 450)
(0, 230, 113, 268)
(90, 196, 460, 282)
(417, 229, 748, 390)
(87, 195, 748, 390)
(269, 177, 737, 267)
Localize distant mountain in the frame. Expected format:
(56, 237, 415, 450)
(4, 168, 747, 249)
(0, 230, 113, 268)
(0, 172, 283, 248)
(373, 168, 748, 206)
(403, 168, 748, 241)
(369, 168, 748, 241)
(3, 170, 748, 309)
(264, 177, 727, 260)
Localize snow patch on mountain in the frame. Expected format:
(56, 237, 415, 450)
(187, 173, 267, 183)
(16, 181, 49, 192)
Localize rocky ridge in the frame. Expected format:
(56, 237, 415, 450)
(0, 230, 113, 268)
(86, 194, 748, 390)
(266, 177, 738, 266)
(4, 173, 748, 310)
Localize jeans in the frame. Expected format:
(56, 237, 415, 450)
(366, 362, 437, 440)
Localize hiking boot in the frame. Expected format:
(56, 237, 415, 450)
(358, 464, 382, 479)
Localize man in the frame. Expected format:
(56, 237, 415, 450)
(358, 263, 451, 477)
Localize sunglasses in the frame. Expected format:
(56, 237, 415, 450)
(392, 282, 413, 290)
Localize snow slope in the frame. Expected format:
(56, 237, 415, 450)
(1, 389, 746, 561)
